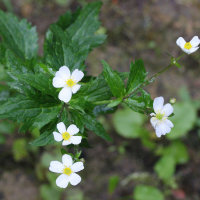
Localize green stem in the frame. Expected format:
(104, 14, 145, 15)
(66, 106, 72, 123)
(59, 103, 65, 122)
(124, 63, 173, 99)
(176, 52, 185, 61)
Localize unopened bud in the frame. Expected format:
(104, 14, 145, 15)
(170, 98, 176, 104)
(80, 158, 85, 163)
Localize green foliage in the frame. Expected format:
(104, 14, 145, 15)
(166, 102, 196, 139)
(134, 185, 164, 200)
(154, 155, 176, 181)
(108, 175, 120, 195)
(126, 60, 148, 95)
(113, 106, 146, 138)
(160, 141, 189, 164)
(40, 184, 61, 200)
(12, 138, 28, 161)
(0, 10, 38, 61)
(102, 60, 126, 98)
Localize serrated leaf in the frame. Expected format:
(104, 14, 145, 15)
(71, 110, 112, 142)
(0, 10, 38, 60)
(102, 60, 126, 98)
(107, 97, 123, 108)
(126, 60, 148, 95)
(154, 155, 176, 181)
(124, 96, 146, 114)
(68, 1, 103, 44)
(16, 73, 57, 97)
(44, 24, 89, 72)
(134, 185, 164, 200)
(0, 95, 61, 133)
(93, 105, 117, 116)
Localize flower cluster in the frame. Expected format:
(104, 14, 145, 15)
(50, 66, 84, 188)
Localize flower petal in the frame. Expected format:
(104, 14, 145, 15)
(56, 174, 69, 188)
(71, 136, 82, 145)
(176, 37, 186, 48)
(52, 77, 66, 88)
(53, 132, 63, 142)
(189, 47, 199, 54)
(153, 97, 164, 113)
(155, 123, 171, 137)
(57, 122, 66, 134)
(150, 117, 159, 129)
(49, 161, 64, 173)
(58, 66, 71, 80)
(62, 154, 73, 166)
(69, 173, 81, 186)
(150, 113, 156, 116)
(181, 48, 190, 54)
(62, 140, 72, 146)
(166, 119, 174, 128)
(67, 124, 79, 135)
(71, 69, 84, 83)
(58, 86, 72, 103)
(71, 162, 84, 172)
(161, 103, 173, 117)
(71, 84, 81, 94)
(189, 36, 200, 47)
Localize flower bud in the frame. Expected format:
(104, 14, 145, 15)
(80, 158, 85, 163)
(170, 98, 176, 104)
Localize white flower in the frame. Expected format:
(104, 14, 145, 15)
(53, 122, 82, 146)
(176, 36, 200, 54)
(53, 66, 84, 103)
(150, 97, 174, 137)
(49, 154, 84, 188)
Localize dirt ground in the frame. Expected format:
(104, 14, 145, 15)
(1, 0, 200, 199)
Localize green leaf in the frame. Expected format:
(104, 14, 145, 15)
(0, 95, 61, 133)
(161, 141, 189, 164)
(113, 106, 146, 138)
(93, 105, 117, 116)
(126, 60, 148, 95)
(44, 24, 89, 72)
(134, 185, 164, 200)
(107, 97, 123, 108)
(40, 184, 61, 200)
(0, 10, 38, 60)
(102, 60, 126, 98)
(108, 175, 120, 195)
(16, 73, 57, 97)
(68, 2, 104, 45)
(154, 155, 176, 181)
(124, 96, 146, 114)
(12, 138, 28, 161)
(71, 110, 112, 142)
(166, 102, 196, 139)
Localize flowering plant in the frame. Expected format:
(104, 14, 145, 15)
(0, 1, 198, 189)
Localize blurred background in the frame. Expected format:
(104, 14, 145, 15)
(0, 0, 200, 199)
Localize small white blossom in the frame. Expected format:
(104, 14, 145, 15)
(176, 36, 200, 54)
(49, 154, 84, 188)
(53, 66, 84, 103)
(53, 122, 82, 146)
(150, 97, 174, 137)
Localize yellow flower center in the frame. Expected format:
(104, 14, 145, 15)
(62, 132, 71, 141)
(66, 79, 76, 87)
(156, 113, 164, 120)
(184, 42, 192, 50)
(63, 166, 72, 175)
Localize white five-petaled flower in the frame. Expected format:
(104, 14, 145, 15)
(150, 97, 174, 137)
(49, 154, 84, 188)
(53, 122, 82, 146)
(53, 66, 84, 103)
(176, 36, 200, 54)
